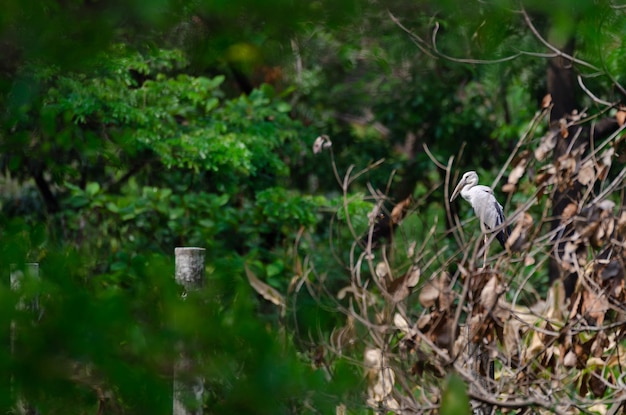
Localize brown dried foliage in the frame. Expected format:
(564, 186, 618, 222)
(273, 97, 626, 414)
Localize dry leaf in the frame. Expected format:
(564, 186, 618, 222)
(365, 348, 395, 403)
(599, 147, 614, 168)
(617, 110, 626, 126)
(557, 153, 576, 176)
(581, 289, 608, 325)
(509, 152, 530, 185)
(508, 167, 525, 185)
(541, 93, 553, 109)
(407, 241, 416, 258)
(594, 217, 615, 247)
(336, 285, 374, 304)
(569, 109, 584, 122)
(336, 286, 351, 300)
(563, 350, 577, 367)
(245, 264, 285, 307)
(524, 255, 536, 266)
(438, 272, 453, 311)
(559, 118, 569, 138)
(406, 267, 421, 287)
(587, 404, 607, 415)
(419, 281, 440, 308)
(597, 199, 616, 212)
(394, 313, 412, 335)
(502, 183, 516, 193)
(388, 266, 420, 302)
(391, 197, 411, 224)
(312, 135, 332, 154)
(618, 211, 626, 237)
(417, 313, 432, 329)
(506, 213, 533, 251)
(561, 203, 578, 222)
(596, 148, 614, 180)
(535, 164, 556, 185)
(503, 319, 521, 358)
(364, 348, 381, 369)
(534, 132, 558, 161)
(431, 316, 454, 349)
(545, 280, 566, 322)
(480, 275, 498, 310)
(587, 356, 606, 368)
(590, 331, 609, 358)
(589, 368, 607, 398)
(577, 160, 595, 186)
(524, 331, 545, 362)
(493, 297, 511, 321)
(375, 262, 389, 280)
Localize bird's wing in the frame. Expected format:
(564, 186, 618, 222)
(493, 200, 505, 227)
(492, 200, 511, 248)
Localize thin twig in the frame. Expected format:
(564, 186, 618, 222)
(431, 22, 522, 64)
(388, 10, 437, 59)
(577, 74, 618, 107)
(519, 7, 601, 72)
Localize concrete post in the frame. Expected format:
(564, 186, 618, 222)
(173, 248, 205, 415)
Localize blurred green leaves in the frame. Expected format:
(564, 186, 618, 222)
(3, 0, 626, 413)
(440, 374, 471, 415)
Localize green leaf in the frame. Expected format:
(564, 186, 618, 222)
(266, 261, 284, 278)
(199, 219, 214, 228)
(110, 261, 128, 272)
(169, 207, 185, 220)
(86, 182, 101, 196)
(67, 195, 89, 208)
(276, 102, 291, 113)
(440, 374, 470, 415)
(205, 97, 219, 112)
(207, 75, 225, 89)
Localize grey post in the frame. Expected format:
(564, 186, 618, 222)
(173, 248, 205, 415)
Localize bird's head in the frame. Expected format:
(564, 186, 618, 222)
(450, 171, 479, 202)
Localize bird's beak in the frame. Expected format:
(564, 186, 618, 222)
(450, 178, 465, 202)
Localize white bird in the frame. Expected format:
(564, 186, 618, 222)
(450, 171, 510, 248)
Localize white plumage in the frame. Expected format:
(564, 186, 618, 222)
(450, 171, 510, 248)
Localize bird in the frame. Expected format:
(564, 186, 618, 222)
(450, 171, 511, 249)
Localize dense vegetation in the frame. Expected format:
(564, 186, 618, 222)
(1, 1, 626, 414)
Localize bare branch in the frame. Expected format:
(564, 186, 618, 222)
(519, 7, 601, 72)
(577, 74, 618, 107)
(296, 87, 626, 413)
(388, 10, 437, 59)
(422, 142, 447, 171)
(431, 22, 523, 64)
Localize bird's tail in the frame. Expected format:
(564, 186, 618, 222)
(496, 225, 512, 249)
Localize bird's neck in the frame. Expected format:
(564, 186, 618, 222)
(460, 186, 473, 202)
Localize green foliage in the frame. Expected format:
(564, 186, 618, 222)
(15, 47, 302, 185)
(440, 375, 471, 415)
(1, 236, 358, 414)
(3, 0, 626, 413)
(0, 37, 345, 412)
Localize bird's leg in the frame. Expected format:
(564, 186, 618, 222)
(483, 234, 488, 266)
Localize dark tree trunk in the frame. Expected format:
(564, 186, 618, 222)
(29, 162, 60, 214)
(547, 39, 577, 123)
(547, 39, 580, 296)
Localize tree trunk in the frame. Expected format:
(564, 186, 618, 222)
(547, 38, 581, 296)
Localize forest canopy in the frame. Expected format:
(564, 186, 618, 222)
(1, 0, 626, 414)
